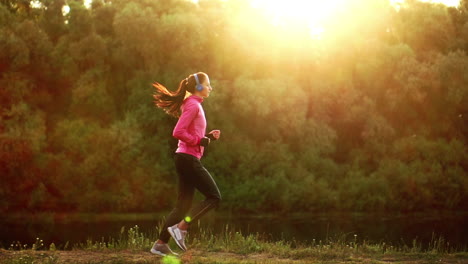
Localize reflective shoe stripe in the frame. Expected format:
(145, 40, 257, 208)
(189, 200, 218, 222)
(168, 226, 186, 251)
(174, 228, 182, 240)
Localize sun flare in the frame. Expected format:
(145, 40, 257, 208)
(251, 0, 345, 24)
(250, 0, 348, 39)
(248, 0, 460, 39)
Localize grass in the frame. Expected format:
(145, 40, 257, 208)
(0, 223, 467, 264)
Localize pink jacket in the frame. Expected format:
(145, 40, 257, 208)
(173, 95, 207, 159)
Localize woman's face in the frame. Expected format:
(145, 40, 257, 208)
(197, 75, 212, 98)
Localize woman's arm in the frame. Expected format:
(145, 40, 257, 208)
(172, 102, 201, 145)
(206, 130, 221, 140)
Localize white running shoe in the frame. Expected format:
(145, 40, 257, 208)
(150, 242, 178, 256)
(167, 224, 188, 251)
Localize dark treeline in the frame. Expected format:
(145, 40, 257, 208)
(0, 0, 467, 214)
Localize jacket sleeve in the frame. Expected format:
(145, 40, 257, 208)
(172, 101, 201, 146)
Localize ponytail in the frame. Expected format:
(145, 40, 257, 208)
(153, 72, 208, 117)
(153, 79, 188, 117)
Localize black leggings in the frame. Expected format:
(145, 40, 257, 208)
(159, 153, 221, 243)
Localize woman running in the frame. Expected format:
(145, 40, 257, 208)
(150, 72, 222, 256)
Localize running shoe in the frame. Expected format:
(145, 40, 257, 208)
(167, 224, 188, 251)
(150, 242, 178, 256)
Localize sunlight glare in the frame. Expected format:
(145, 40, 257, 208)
(84, 0, 92, 9)
(419, 0, 460, 6)
(251, 0, 344, 25)
(250, 0, 347, 39)
(249, 0, 460, 39)
(390, 0, 459, 6)
(310, 26, 325, 40)
(30, 0, 42, 9)
(62, 5, 70, 16)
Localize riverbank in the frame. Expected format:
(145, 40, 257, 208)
(1, 224, 467, 264)
(2, 211, 467, 251)
(0, 248, 467, 264)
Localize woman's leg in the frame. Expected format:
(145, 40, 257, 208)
(185, 160, 221, 223)
(167, 155, 222, 251)
(158, 154, 196, 243)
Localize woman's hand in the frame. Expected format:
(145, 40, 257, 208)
(208, 130, 221, 140)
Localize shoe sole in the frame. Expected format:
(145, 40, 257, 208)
(167, 227, 186, 251)
(150, 248, 166, 256)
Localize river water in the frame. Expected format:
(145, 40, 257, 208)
(1, 212, 467, 250)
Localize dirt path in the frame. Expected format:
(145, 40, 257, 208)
(0, 249, 466, 264)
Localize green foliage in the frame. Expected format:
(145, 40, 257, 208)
(0, 0, 467, 213)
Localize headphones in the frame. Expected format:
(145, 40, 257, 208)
(193, 74, 204, 91)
